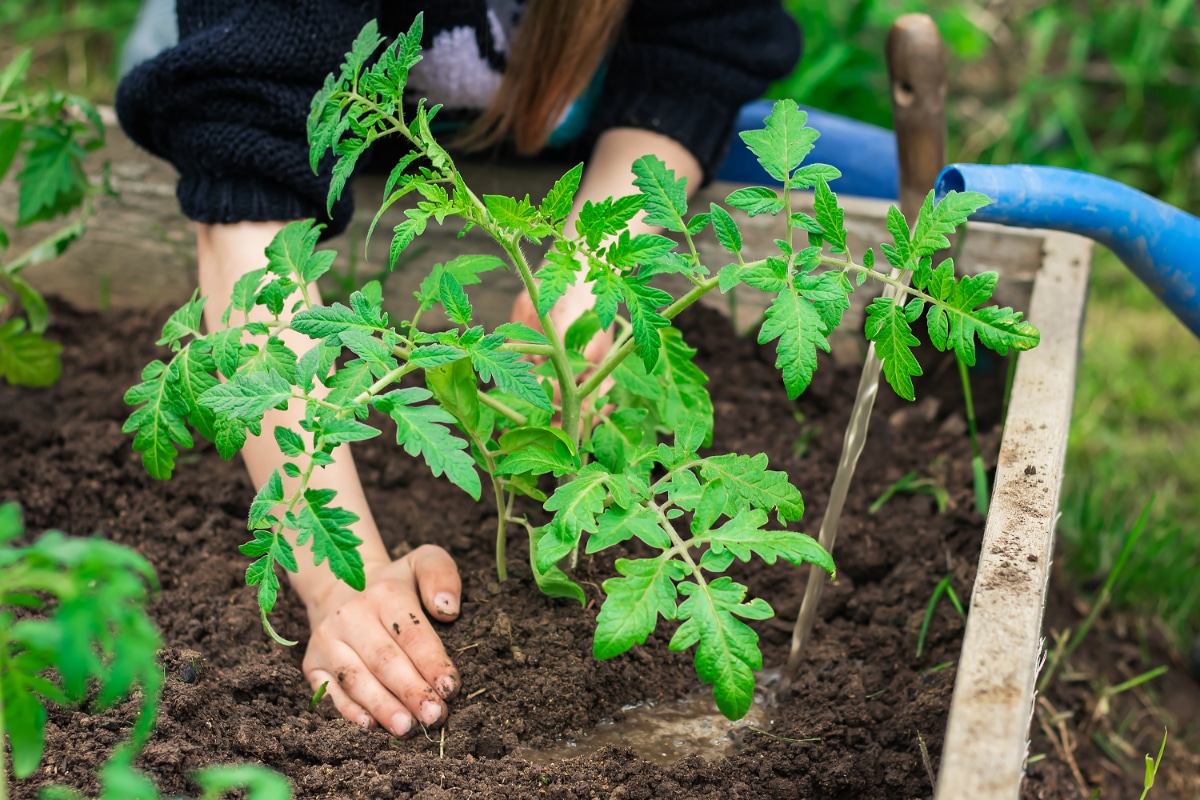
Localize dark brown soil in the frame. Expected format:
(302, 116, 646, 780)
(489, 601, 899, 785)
(0, 297, 1063, 799)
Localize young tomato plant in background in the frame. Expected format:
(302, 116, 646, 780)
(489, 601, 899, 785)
(125, 16, 1039, 720)
(0, 503, 290, 800)
(0, 49, 110, 387)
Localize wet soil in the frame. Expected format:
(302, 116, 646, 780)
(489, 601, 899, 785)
(0, 298, 1073, 799)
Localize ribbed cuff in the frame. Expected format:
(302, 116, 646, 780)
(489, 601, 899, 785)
(176, 171, 353, 240)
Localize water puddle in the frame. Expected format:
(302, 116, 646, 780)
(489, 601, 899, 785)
(518, 683, 776, 766)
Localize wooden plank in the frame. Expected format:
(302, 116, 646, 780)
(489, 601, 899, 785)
(934, 229, 1092, 799)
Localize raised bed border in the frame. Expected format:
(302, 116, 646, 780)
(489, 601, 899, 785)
(935, 227, 1092, 798)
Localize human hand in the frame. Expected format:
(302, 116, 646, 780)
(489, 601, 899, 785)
(302, 545, 462, 737)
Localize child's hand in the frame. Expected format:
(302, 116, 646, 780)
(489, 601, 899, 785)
(301, 545, 462, 737)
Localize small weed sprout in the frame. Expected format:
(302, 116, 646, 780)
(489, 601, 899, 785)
(125, 16, 1039, 719)
(0, 49, 111, 387)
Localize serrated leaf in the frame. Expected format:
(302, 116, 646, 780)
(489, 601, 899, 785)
(710, 203, 742, 254)
(587, 505, 669, 553)
(157, 290, 206, 350)
(670, 577, 772, 719)
(248, 469, 286, 528)
(632, 155, 688, 232)
(298, 489, 364, 590)
(865, 297, 922, 401)
(739, 101, 816, 183)
(265, 219, 333, 284)
(438, 272, 473, 326)
(563, 310, 602, 354)
(725, 186, 784, 217)
(17, 125, 86, 225)
(812, 179, 847, 253)
(468, 336, 550, 411)
(374, 387, 481, 499)
(537, 464, 610, 571)
(594, 557, 679, 659)
(697, 453, 804, 521)
(576, 195, 643, 248)
(624, 278, 672, 370)
(759, 287, 829, 400)
(534, 245, 579, 317)
(792, 163, 843, 189)
(704, 509, 832, 572)
(912, 190, 991, 257)
(315, 416, 380, 444)
(605, 231, 676, 269)
(123, 360, 192, 479)
(199, 369, 292, 421)
(495, 445, 579, 478)
(540, 162, 584, 223)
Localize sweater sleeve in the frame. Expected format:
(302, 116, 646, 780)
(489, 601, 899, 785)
(589, 0, 802, 181)
(116, 0, 379, 238)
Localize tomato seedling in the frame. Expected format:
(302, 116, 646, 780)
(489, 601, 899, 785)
(125, 15, 1038, 720)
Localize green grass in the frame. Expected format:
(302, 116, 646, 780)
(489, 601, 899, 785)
(1059, 249, 1200, 650)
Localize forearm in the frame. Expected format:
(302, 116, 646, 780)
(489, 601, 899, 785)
(196, 221, 390, 612)
(572, 127, 703, 229)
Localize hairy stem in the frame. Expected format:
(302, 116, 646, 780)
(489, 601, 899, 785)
(477, 391, 528, 426)
(502, 239, 579, 442)
(493, 476, 508, 583)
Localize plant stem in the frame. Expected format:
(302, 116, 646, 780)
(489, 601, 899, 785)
(956, 355, 989, 514)
(493, 477, 508, 583)
(577, 275, 720, 399)
(501, 240, 579, 442)
(477, 391, 527, 426)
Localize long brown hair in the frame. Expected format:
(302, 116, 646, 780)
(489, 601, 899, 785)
(458, 0, 632, 154)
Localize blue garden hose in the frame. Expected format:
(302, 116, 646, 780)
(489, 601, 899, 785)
(936, 164, 1200, 339)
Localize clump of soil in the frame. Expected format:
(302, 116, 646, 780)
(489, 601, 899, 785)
(5, 299, 1002, 798)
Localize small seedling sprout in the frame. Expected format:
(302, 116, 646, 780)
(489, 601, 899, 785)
(124, 15, 1040, 720)
(1138, 729, 1168, 800)
(916, 573, 966, 658)
(869, 470, 949, 515)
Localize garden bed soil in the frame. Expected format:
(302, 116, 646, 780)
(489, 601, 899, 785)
(2, 297, 1171, 799)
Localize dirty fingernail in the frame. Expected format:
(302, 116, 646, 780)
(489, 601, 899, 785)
(419, 699, 442, 727)
(356, 713, 372, 728)
(436, 674, 457, 699)
(390, 712, 412, 737)
(434, 592, 459, 616)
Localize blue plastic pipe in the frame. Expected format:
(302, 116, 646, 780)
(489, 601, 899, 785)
(719, 100, 899, 201)
(937, 164, 1200, 339)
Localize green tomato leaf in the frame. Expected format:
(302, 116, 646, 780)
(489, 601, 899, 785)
(739, 100, 816, 183)
(631, 155, 688, 233)
(697, 453, 804, 521)
(540, 162, 584, 223)
(865, 297, 922, 401)
(298, 488, 364, 590)
(373, 387, 481, 499)
(123, 360, 192, 479)
(670, 577, 772, 720)
(593, 556, 680, 659)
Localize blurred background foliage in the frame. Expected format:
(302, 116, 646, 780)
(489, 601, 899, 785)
(1, 0, 1197, 653)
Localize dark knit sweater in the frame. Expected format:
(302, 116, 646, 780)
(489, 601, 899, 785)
(116, 1, 801, 237)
